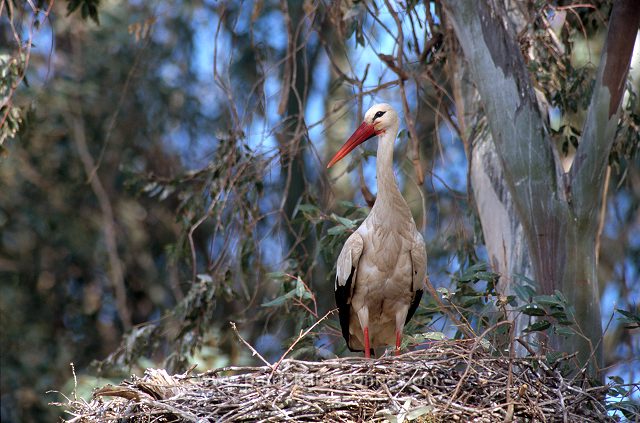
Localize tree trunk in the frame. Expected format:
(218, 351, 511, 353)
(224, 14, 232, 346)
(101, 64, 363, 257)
(449, 48, 534, 343)
(443, 0, 640, 377)
(278, 0, 320, 271)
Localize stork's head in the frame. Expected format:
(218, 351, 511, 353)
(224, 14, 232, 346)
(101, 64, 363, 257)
(327, 103, 398, 168)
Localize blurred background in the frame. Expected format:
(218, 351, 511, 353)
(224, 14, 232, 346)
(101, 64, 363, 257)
(1, 1, 638, 421)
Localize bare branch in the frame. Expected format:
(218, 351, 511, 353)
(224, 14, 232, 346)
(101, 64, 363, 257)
(271, 309, 336, 373)
(67, 110, 132, 330)
(230, 322, 272, 368)
(277, 0, 294, 115)
(383, 0, 424, 184)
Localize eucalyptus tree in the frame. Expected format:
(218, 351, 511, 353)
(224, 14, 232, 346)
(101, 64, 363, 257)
(443, 0, 639, 376)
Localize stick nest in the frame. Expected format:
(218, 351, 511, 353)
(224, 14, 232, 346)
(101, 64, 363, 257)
(57, 339, 613, 422)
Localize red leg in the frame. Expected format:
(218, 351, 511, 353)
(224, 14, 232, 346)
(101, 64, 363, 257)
(395, 330, 402, 356)
(363, 327, 370, 358)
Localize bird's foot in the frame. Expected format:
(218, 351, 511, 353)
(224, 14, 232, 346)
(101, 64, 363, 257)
(395, 330, 402, 356)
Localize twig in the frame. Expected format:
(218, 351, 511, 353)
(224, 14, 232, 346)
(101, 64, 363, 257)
(447, 320, 512, 408)
(271, 309, 336, 373)
(503, 319, 515, 422)
(423, 276, 476, 339)
(383, 0, 424, 184)
(555, 369, 569, 423)
(229, 321, 272, 368)
(71, 363, 78, 402)
(277, 0, 294, 115)
(67, 105, 131, 330)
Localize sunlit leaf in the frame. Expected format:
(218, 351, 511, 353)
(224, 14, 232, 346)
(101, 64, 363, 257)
(521, 305, 546, 316)
(524, 320, 551, 332)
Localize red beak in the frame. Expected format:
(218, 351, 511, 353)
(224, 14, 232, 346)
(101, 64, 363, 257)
(327, 122, 377, 168)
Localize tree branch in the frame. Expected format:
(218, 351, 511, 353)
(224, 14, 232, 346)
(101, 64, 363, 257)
(68, 112, 131, 330)
(382, 0, 424, 184)
(568, 0, 640, 226)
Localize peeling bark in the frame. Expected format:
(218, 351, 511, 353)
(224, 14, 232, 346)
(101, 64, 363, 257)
(601, 2, 640, 119)
(471, 134, 535, 343)
(569, 1, 640, 223)
(443, 0, 565, 288)
(449, 48, 534, 341)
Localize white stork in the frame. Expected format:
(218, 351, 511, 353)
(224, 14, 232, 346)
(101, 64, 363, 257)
(327, 103, 427, 358)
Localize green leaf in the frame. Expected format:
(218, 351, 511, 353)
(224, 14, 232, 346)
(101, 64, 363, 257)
(261, 295, 286, 307)
(459, 295, 480, 307)
(456, 273, 475, 283)
(436, 287, 450, 297)
(88, 4, 100, 25)
(513, 273, 537, 286)
(327, 225, 347, 236)
(67, 0, 81, 15)
(524, 320, 551, 332)
(615, 308, 640, 328)
(457, 262, 488, 282)
(514, 284, 536, 302)
(261, 289, 296, 307)
(334, 215, 356, 228)
(533, 294, 561, 306)
(66, 0, 101, 24)
(607, 400, 640, 419)
(608, 375, 624, 385)
(475, 271, 499, 281)
(295, 203, 318, 216)
(295, 276, 312, 299)
(142, 181, 158, 193)
(554, 326, 574, 337)
(337, 200, 356, 209)
(550, 311, 568, 319)
(406, 405, 434, 420)
(479, 338, 492, 350)
(196, 274, 213, 283)
(466, 262, 488, 272)
(546, 351, 564, 364)
(408, 331, 447, 343)
(266, 271, 287, 281)
(554, 290, 568, 303)
(521, 304, 546, 316)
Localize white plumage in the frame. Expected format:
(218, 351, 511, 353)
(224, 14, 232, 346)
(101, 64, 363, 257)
(328, 104, 427, 357)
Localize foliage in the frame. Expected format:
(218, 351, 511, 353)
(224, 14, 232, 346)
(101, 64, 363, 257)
(0, 53, 25, 150)
(524, 2, 640, 165)
(66, 0, 101, 25)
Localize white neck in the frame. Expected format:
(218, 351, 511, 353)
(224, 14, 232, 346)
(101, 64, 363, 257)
(373, 123, 404, 209)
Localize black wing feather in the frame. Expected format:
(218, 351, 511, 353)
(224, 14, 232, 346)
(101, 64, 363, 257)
(335, 268, 359, 351)
(404, 289, 423, 325)
(335, 268, 372, 355)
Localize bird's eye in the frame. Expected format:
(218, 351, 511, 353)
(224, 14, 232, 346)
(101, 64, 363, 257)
(373, 111, 386, 120)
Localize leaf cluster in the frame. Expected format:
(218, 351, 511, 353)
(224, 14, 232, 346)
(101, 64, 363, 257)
(66, 0, 101, 25)
(0, 54, 26, 151)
